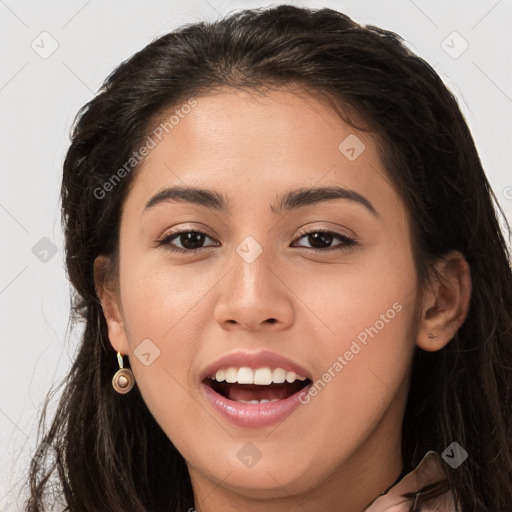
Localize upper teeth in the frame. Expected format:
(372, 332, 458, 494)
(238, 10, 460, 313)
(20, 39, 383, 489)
(210, 367, 307, 385)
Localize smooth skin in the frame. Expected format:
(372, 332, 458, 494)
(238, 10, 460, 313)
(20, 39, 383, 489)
(95, 86, 471, 512)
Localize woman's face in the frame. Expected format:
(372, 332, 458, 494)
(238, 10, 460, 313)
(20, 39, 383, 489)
(103, 87, 423, 509)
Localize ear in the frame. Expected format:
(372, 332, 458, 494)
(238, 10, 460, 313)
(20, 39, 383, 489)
(94, 255, 130, 354)
(416, 250, 472, 352)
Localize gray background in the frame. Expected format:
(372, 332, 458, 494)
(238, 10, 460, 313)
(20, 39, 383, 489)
(1, 0, 511, 509)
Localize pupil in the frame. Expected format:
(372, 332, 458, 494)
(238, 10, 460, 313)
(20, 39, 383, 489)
(181, 232, 205, 249)
(309, 232, 332, 249)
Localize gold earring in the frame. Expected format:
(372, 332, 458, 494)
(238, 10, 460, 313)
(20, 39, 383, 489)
(112, 351, 135, 394)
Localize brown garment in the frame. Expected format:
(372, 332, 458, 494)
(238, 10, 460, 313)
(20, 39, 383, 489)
(363, 451, 457, 512)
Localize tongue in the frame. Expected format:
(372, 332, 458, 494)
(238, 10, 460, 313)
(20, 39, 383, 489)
(222, 382, 303, 402)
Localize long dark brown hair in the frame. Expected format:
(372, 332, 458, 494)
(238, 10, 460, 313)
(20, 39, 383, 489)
(24, 5, 512, 511)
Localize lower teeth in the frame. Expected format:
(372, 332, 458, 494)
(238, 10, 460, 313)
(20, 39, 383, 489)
(237, 398, 280, 404)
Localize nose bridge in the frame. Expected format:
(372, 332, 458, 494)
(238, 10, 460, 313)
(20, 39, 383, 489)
(213, 233, 293, 330)
(230, 234, 275, 300)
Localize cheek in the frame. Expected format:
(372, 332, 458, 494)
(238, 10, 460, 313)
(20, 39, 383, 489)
(116, 254, 210, 422)
(293, 235, 418, 356)
(119, 247, 219, 341)
(292, 237, 418, 431)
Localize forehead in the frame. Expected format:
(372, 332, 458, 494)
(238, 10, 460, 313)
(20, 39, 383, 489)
(124, 86, 402, 222)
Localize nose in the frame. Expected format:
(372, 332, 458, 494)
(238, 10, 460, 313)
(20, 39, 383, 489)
(213, 246, 294, 332)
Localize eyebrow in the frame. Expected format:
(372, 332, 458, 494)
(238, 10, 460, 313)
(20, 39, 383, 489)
(143, 185, 378, 217)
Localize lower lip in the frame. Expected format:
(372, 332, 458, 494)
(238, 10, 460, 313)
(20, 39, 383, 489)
(201, 382, 311, 429)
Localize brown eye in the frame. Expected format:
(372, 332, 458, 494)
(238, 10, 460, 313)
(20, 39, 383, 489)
(157, 229, 357, 254)
(292, 230, 357, 252)
(158, 230, 218, 252)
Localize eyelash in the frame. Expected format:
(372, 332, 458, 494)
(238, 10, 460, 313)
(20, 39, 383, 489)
(156, 228, 358, 254)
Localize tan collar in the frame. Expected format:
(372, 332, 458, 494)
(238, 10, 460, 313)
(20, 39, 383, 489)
(363, 451, 457, 512)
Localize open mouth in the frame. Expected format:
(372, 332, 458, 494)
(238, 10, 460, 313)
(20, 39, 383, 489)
(203, 376, 311, 404)
(200, 365, 313, 427)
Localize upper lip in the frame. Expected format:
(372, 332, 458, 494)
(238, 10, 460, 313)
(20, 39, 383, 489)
(200, 350, 311, 382)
